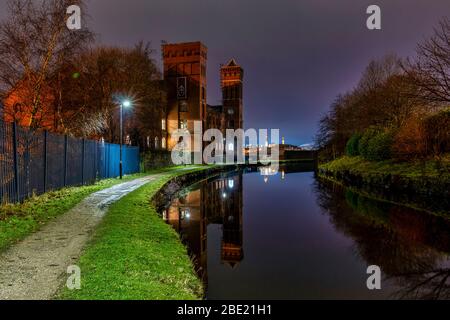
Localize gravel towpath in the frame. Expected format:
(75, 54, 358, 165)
(0, 175, 159, 300)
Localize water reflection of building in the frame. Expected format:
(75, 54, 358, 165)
(216, 175, 244, 268)
(164, 173, 244, 285)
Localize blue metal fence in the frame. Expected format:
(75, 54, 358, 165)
(0, 118, 140, 204)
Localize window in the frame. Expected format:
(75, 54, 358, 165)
(146, 136, 150, 147)
(155, 137, 159, 149)
(162, 137, 167, 149)
(180, 119, 188, 129)
(185, 63, 192, 74)
(179, 101, 188, 112)
(192, 63, 200, 75)
(228, 108, 234, 115)
(161, 119, 166, 131)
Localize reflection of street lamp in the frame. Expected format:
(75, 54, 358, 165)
(120, 100, 132, 179)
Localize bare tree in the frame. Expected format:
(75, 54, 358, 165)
(404, 18, 450, 105)
(0, 0, 93, 131)
(63, 43, 166, 143)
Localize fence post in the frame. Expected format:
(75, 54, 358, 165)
(81, 138, 85, 185)
(44, 130, 48, 193)
(106, 144, 109, 178)
(12, 122, 20, 202)
(63, 135, 68, 187)
(94, 141, 97, 181)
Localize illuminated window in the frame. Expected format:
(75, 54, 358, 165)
(162, 137, 167, 149)
(146, 136, 150, 147)
(180, 119, 188, 129)
(161, 119, 166, 131)
(155, 137, 159, 149)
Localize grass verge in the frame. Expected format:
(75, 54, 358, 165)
(319, 155, 450, 204)
(0, 173, 146, 252)
(58, 166, 211, 300)
(320, 155, 450, 180)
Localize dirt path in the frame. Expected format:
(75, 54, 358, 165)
(0, 175, 160, 300)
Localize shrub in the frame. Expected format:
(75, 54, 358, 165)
(345, 133, 362, 156)
(141, 150, 172, 170)
(392, 115, 427, 161)
(358, 128, 379, 159)
(366, 131, 394, 161)
(423, 108, 450, 156)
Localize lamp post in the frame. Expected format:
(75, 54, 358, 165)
(120, 100, 131, 179)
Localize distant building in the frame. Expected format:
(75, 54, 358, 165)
(220, 59, 244, 131)
(162, 41, 244, 152)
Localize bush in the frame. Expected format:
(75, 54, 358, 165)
(141, 150, 172, 170)
(366, 131, 394, 161)
(345, 133, 362, 156)
(358, 128, 379, 159)
(423, 108, 450, 156)
(392, 115, 427, 161)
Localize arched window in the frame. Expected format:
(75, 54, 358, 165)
(161, 137, 167, 149)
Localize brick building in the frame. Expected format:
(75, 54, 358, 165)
(161, 41, 244, 151)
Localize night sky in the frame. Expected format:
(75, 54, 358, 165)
(1, 0, 449, 145)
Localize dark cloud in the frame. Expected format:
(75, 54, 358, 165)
(1, 0, 448, 145)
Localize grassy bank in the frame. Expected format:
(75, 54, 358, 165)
(319, 156, 450, 197)
(320, 156, 449, 178)
(0, 173, 146, 252)
(59, 166, 212, 300)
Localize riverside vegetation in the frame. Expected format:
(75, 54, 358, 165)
(316, 19, 449, 203)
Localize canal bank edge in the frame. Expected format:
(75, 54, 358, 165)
(58, 165, 239, 300)
(151, 160, 317, 212)
(318, 156, 450, 215)
(152, 165, 242, 212)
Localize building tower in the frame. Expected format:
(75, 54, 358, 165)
(162, 42, 208, 150)
(221, 59, 244, 130)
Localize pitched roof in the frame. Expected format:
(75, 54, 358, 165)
(226, 58, 238, 67)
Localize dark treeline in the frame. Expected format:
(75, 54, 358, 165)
(316, 18, 449, 163)
(0, 0, 165, 150)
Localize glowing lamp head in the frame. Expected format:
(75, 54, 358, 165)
(122, 100, 131, 108)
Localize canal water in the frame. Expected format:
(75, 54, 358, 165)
(161, 163, 450, 299)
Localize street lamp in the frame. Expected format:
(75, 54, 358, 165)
(120, 100, 131, 179)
